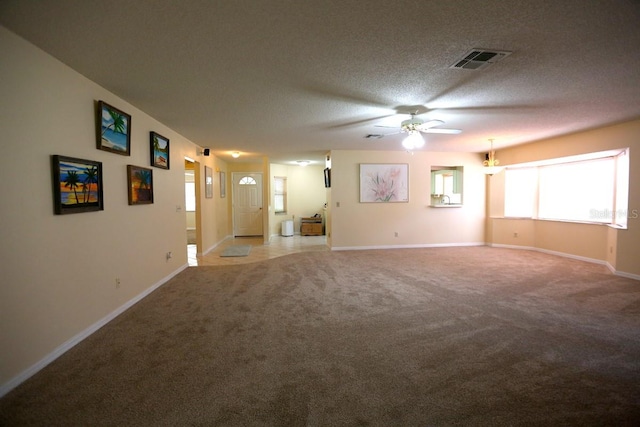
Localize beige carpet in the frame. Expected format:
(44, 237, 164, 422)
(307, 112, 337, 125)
(1, 247, 639, 426)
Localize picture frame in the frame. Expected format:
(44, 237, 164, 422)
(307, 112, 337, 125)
(127, 165, 154, 205)
(324, 167, 331, 188)
(205, 166, 213, 198)
(96, 100, 131, 156)
(219, 171, 226, 198)
(150, 131, 170, 169)
(52, 155, 104, 215)
(359, 163, 409, 203)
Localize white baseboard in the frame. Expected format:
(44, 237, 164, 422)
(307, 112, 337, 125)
(0, 263, 189, 398)
(489, 243, 640, 281)
(331, 242, 486, 251)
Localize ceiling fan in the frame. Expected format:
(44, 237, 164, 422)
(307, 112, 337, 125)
(373, 112, 462, 150)
(375, 113, 462, 135)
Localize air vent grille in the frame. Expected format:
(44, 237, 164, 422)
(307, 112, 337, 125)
(450, 48, 512, 70)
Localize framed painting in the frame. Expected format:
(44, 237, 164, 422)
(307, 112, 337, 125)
(205, 166, 213, 198)
(150, 131, 170, 169)
(220, 171, 226, 198)
(96, 100, 131, 156)
(359, 163, 409, 203)
(127, 165, 154, 205)
(52, 155, 104, 215)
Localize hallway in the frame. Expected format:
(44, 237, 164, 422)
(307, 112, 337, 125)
(188, 235, 328, 266)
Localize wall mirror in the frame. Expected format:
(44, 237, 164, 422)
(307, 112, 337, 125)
(430, 166, 463, 206)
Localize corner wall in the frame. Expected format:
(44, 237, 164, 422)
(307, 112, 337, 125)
(487, 119, 640, 277)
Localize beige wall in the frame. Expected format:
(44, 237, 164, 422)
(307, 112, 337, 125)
(268, 164, 326, 236)
(0, 27, 229, 391)
(328, 150, 486, 248)
(488, 119, 640, 276)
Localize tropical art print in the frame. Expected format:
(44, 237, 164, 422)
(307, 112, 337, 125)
(360, 163, 409, 203)
(97, 100, 131, 155)
(52, 155, 104, 214)
(127, 165, 154, 205)
(150, 131, 170, 169)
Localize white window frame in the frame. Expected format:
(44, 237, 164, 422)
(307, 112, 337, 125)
(274, 176, 287, 214)
(503, 149, 629, 228)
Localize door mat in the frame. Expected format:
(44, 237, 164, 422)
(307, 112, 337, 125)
(220, 245, 252, 257)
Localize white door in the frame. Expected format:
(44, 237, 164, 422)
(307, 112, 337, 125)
(232, 172, 263, 236)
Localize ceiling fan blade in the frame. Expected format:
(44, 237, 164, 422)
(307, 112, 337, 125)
(417, 119, 445, 130)
(422, 128, 462, 134)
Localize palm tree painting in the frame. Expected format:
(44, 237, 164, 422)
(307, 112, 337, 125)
(97, 100, 131, 155)
(150, 131, 170, 169)
(127, 165, 154, 205)
(52, 155, 104, 214)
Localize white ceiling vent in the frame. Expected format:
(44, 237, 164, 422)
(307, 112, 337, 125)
(450, 49, 512, 70)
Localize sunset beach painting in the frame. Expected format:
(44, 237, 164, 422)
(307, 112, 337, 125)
(97, 100, 131, 156)
(52, 155, 104, 214)
(127, 165, 154, 205)
(150, 131, 170, 169)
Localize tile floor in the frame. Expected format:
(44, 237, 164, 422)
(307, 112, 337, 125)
(187, 235, 329, 266)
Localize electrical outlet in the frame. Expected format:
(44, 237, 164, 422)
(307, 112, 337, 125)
(166, 251, 173, 260)
(513, 232, 519, 238)
(394, 232, 399, 237)
(115, 278, 121, 288)
(336, 201, 340, 207)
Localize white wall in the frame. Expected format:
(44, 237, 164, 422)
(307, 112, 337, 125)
(328, 150, 486, 249)
(0, 26, 227, 393)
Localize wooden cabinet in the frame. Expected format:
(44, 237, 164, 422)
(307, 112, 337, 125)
(300, 217, 323, 236)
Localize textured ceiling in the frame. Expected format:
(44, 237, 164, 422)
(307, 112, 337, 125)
(1, 0, 639, 164)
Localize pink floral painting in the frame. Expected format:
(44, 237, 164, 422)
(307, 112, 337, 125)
(360, 164, 409, 203)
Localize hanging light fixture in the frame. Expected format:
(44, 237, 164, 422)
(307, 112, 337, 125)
(483, 138, 503, 175)
(402, 131, 425, 151)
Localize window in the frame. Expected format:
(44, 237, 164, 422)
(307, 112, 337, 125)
(239, 176, 257, 185)
(538, 158, 614, 223)
(504, 168, 536, 218)
(274, 176, 287, 214)
(504, 150, 629, 227)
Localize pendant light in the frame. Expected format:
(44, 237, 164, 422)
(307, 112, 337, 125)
(483, 139, 503, 175)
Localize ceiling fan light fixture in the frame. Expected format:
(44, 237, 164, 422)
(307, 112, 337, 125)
(402, 131, 424, 150)
(401, 117, 424, 133)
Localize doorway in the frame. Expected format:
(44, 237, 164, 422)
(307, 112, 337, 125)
(185, 158, 202, 256)
(232, 172, 263, 236)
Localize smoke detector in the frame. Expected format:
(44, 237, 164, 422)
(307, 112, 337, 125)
(450, 48, 512, 70)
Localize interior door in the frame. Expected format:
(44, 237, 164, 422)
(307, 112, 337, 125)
(232, 172, 263, 236)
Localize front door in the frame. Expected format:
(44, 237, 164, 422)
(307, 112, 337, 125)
(232, 172, 263, 236)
